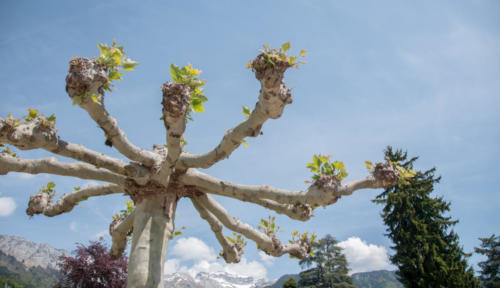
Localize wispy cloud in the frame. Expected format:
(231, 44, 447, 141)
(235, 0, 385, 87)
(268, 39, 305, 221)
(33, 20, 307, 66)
(0, 197, 16, 217)
(69, 221, 78, 232)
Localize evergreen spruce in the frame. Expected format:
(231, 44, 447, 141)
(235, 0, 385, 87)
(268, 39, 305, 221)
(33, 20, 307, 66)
(475, 234, 500, 288)
(374, 147, 479, 287)
(298, 234, 355, 288)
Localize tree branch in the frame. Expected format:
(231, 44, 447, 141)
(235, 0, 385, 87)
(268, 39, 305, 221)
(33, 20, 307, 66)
(188, 176, 312, 221)
(26, 184, 123, 217)
(191, 197, 243, 263)
(151, 82, 190, 184)
(65, 57, 160, 166)
(110, 210, 135, 260)
(181, 164, 398, 208)
(0, 118, 150, 183)
(178, 56, 293, 169)
(192, 194, 312, 259)
(0, 153, 127, 185)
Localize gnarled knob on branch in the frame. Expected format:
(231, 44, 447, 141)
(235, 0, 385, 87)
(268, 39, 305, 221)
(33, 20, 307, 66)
(219, 243, 243, 264)
(161, 82, 191, 121)
(65, 57, 108, 100)
(26, 193, 50, 216)
(373, 162, 399, 186)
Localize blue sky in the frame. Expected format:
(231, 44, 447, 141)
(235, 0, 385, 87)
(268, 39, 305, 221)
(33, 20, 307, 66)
(1, 0, 499, 280)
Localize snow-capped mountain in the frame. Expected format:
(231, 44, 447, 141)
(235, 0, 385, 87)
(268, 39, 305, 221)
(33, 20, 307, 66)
(164, 271, 276, 288)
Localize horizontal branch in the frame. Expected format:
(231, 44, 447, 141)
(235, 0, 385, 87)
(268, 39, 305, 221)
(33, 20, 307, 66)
(26, 184, 123, 217)
(181, 165, 398, 208)
(0, 153, 127, 185)
(191, 198, 242, 263)
(110, 210, 135, 260)
(190, 178, 312, 221)
(0, 118, 150, 183)
(65, 57, 160, 166)
(192, 194, 311, 259)
(178, 58, 293, 169)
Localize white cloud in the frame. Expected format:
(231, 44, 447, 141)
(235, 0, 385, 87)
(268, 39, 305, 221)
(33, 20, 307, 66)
(69, 221, 78, 232)
(165, 237, 268, 280)
(258, 251, 275, 266)
(170, 237, 217, 261)
(0, 197, 16, 216)
(337, 237, 392, 274)
(164, 259, 181, 275)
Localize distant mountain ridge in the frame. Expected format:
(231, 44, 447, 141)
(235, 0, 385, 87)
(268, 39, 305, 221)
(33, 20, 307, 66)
(0, 235, 68, 288)
(0, 235, 68, 270)
(263, 270, 403, 288)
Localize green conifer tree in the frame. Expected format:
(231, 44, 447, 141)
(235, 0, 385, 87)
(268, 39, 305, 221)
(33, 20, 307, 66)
(298, 234, 355, 288)
(282, 277, 298, 288)
(475, 234, 500, 288)
(374, 147, 480, 287)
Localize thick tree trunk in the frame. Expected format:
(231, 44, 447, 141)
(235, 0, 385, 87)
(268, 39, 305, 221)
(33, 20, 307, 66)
(127, 193, 177, 287)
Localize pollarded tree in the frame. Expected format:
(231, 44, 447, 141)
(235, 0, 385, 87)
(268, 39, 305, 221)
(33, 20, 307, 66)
(0, 41, 405, 287)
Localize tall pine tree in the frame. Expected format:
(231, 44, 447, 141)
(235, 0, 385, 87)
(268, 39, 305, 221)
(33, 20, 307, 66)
(374, 147, 479, 287)
(298, 234, 355, 288)
(475, 234, 500, 288)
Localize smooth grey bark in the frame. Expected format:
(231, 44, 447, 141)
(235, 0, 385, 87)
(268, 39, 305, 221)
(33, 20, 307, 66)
(127, 193, 177, 288)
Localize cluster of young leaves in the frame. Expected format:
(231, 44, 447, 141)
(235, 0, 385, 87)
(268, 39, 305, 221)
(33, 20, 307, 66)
(97, 40, 138, 92)
(39, 182, 57, 199)
(290, 231, 317, 257)
(22, 108, 56, 129)
(225, 232, 247, 248)
(171, 226, 186, 239)
(112, 200, 134, 222)
(246, 42, 306, 70)
(0, 143, 18, 158)
(72, 92, 101, 106)
(258, 215, 283, 236)
(170, 63, 207, 120)
(305, 154, 348, 183)
(364, 159, 416, 185)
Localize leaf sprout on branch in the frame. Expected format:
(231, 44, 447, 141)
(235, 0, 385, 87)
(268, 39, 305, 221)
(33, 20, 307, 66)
(305, 154, 348, 183)
(97, 39, 139, 92)
(258, 215, 283, 236)
(39, 182, 57, 200)
(169, 63, 208, 120)
(246, 42, 306, 71)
